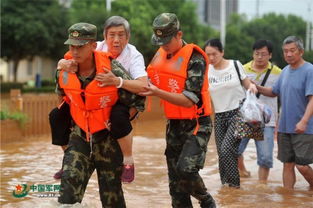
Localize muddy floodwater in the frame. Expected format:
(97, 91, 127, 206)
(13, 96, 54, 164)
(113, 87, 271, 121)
(1, 115, 312, 208)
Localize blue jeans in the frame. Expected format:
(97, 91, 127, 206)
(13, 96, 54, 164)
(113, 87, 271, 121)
(238, 126, 275, 168)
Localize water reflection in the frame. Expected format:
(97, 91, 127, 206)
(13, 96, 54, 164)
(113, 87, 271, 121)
(1, 133, 313, 207)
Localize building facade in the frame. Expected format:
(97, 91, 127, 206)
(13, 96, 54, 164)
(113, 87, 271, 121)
(193, 0, 238, 30)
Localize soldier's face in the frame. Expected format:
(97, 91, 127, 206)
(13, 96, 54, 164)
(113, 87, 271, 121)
(105, 26, 129, 58)
(161, 31, 183, 56)
(69, 42, 96, 63)
(205, 46, 224, 66)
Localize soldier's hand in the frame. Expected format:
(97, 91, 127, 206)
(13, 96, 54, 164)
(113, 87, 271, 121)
(57, 59, 78, 73)
(138, 82, 158, 96)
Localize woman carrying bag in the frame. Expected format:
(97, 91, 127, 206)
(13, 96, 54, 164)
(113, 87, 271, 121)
(204, 38, 257, 188)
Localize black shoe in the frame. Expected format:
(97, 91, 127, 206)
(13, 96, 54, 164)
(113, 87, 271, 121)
(200, 195, 216, 208)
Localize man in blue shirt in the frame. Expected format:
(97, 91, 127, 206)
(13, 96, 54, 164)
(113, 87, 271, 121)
(256, 36, 313, 189)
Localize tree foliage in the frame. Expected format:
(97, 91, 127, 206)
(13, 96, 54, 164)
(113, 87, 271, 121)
(69, 0, 110, 40)
(224, 14, 254, 63)
(224, 13, 310, 67)
(1, 0, 68, 81)
(2, 0, 311, 83)
(68, 0, 217, 64)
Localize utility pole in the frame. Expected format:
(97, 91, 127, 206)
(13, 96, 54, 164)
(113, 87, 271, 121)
(311, 24, 313, 51)
(305, 1, 312, 51)
(306, 22, 310, 51)
(220, 0, 226, 46)
(256, 0, 260, 18)
(106, 0, 111, 11)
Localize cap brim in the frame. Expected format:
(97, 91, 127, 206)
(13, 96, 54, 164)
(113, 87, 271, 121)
(64, 38, 89, 46)
(151, 34, 173, 46)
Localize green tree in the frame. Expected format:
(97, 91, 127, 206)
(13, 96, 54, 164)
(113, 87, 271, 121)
(224, 14, 254, 64)
(225, 13, 309, 67)
(303, 51, 313, 63)
(243, 13, 307, 67)
(69, 0, 110, 40)
(1, 0, 69, 82)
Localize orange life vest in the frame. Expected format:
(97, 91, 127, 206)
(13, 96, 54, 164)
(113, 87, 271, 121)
(147, 44, 212, 120)
(59, 51, 118, 139)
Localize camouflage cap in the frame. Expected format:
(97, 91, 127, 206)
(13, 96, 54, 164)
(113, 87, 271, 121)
(151, 13, 180, 46)
(64, 23, 97, 46)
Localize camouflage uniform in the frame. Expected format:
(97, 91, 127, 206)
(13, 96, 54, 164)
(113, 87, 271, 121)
(111, 59, 145, 112)
(55, 60, 144, 207)
(59, 130, 125, 207)
(150, 13, 215, 208)
(56, 69, 127, 207)
(56, 23, 141, 207)
(56, 61, 146, 207)
(165, 52, 214, 208)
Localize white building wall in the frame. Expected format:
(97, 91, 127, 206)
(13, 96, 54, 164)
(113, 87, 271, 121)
(0, 57, 56, 83)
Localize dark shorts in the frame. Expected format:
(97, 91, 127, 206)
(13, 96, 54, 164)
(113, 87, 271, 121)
(277, 133, 313, 165)
(49, 102, 71, 146)
(110, 102, 133, 140)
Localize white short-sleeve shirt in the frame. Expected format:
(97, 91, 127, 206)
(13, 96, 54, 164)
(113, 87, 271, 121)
(96, 41, 147, 79)
(209, 60, 246, 113)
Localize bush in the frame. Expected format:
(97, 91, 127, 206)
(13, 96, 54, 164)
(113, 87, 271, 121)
(1, 82, 55, 93)
(41, 79, 55, 87)
(1, 82, 24, 93)
(0, 110, 28, 127)
(22, 86, 55, 93)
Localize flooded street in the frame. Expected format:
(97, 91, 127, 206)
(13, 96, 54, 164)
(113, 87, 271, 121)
(1, 115, 313, 208)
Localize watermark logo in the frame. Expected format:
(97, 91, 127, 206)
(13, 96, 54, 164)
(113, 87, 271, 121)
(12, 184, 60, 198)
(12, 184, 30, 198)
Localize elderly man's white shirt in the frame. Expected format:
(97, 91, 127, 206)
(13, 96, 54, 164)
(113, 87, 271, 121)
(96, 41, 146, 79)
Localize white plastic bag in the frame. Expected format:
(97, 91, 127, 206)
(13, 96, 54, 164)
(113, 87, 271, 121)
(262, 104, 272, 124)
(240, 90, 264, 124)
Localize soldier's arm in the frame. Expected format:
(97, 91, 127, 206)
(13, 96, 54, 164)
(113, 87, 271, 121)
(144, 83, 194, 108)
(183, 51, 206, 105)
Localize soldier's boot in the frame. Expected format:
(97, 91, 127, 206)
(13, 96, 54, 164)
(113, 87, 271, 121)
(198, 193, 216, 208)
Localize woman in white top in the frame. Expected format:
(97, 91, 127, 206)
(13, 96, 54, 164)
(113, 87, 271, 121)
(204, 38, 257, 188)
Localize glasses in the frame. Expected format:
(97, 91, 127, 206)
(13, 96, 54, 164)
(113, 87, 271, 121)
(253, 52, 269, 57)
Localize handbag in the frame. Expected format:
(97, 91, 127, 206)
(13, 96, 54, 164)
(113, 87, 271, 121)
(232, 61, 273, 140)
(233, 110, 264, 140)
(233, 91, 265, 140)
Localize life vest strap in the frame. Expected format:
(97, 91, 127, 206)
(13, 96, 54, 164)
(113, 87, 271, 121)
(146, 96, 152, 112)
(192, 114, 200, 135)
